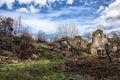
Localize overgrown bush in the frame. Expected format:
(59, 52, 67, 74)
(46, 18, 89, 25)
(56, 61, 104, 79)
(0, 16, 40, 60)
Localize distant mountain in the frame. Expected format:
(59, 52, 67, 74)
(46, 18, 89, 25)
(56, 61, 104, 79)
(82, 32, 92, 42)
(108, 30, 120, 38)
(81, 29, 120, 42)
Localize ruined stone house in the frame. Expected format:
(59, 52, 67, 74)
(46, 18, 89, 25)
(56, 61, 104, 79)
(73, 36, 88, 49)
(90, 29, 109, 58)
(51, 29, 120, 58)
(54, 36, 89, 56)
(54, 37, 72, 56)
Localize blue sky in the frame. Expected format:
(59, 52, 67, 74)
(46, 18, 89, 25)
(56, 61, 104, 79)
(0, 0, 120, 34)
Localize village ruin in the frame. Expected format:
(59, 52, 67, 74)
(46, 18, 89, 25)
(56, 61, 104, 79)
(51, 29, 120, 60)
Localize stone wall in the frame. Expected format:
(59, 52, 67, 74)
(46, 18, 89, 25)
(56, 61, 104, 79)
(90, 29, 109, 58)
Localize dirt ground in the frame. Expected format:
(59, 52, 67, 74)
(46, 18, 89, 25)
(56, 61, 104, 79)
(64, 58, 120, 80)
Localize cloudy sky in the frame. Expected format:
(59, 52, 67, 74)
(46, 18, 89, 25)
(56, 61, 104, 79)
(0, 0, 120, 34)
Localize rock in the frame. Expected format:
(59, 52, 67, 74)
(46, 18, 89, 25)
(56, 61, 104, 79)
(31, 54, 39, 59)
(1, 50, 13, 57)
(12, 59, 18, 64)
(0, 55, 18, 64)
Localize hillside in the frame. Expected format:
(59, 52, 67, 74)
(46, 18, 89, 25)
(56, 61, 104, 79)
(0, 42, 120, 80)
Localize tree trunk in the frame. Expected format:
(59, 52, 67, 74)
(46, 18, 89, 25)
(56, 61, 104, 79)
(105, 44, 112, 62)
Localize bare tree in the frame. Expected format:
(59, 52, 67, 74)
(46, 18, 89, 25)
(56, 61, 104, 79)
(13, 16, 22, 36)
(55, 23, 80, 56)
(20, 27, 32, 39)
(37, 30, 46, 42)
(0, 16, 14, 36)
(56, 23, 79, 38)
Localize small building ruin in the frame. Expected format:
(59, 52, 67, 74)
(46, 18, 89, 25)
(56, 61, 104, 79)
(50, 29, 120, 58)
(90, 29, 109, 58)
(110, 33, 120, 52)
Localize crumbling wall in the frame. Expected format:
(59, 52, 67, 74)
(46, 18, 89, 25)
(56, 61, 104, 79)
(73, 36, 88, 49)
(51, 29, 120, 58)
(54, 36, 89, 56)
(90, 29, 109, 58)
(110, 33, 120, 52)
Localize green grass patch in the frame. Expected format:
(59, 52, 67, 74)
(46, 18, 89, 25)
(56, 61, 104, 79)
(0, 43, 88, 80)
(0, 45, 65, 80)
(0, 59, 65, 80)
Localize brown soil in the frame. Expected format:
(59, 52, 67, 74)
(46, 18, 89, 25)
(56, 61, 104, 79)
(64, 59, 120, 80)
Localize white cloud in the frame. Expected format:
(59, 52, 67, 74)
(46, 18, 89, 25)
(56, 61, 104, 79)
(29, 5, 39, 13)
(0, 0, 15, 9)
(96, 6, 104, 13)
(89, 0, 120, 32)
(0, 10, 56, 34)
(0, 9, 95, 35)
(23, 18, 57, 34)
(67, 0, 74, 4)
(16, 8, 29, 13)
(17, 0, 33, 4)
(34, 0, 47, 5)
(100, 0, 120, 20)
(48, 0, 57, 3)
(100, 0, 120, 30)
(0, 1, 107, 35)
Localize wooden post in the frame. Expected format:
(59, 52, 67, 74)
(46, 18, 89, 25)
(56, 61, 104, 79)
(105, 44, 112, 62)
